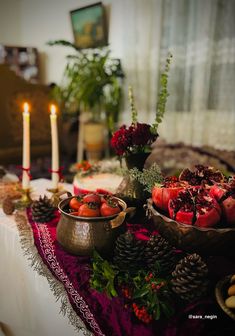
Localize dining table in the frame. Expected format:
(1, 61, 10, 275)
(1, 178, 235, 336)
(0, 179, 90, 336)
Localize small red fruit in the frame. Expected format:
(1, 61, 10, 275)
(100, 198, 121, 217)
(69, 196, 83, 211)
(83, 193, 101, 205)
(78, 203, 100, 217)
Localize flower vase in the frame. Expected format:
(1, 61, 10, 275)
(125, 152, 150, 171)
(121, 152, 150, 201)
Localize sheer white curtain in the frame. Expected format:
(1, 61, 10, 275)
(110, 0, 235, 150)
(158, 0, 235, 150)
(109, 0, 163, 124)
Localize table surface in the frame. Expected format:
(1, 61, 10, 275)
(0, 179, 90, 336)
(2, 179, 235, 336)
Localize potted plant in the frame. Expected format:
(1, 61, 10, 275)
(48, 40, 124, 161)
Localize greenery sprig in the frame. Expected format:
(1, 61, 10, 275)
(128, 163, 164, 193)
(90, 250, 174, 322)
(151, 52, 173, 135)
(125, 269, 174, 321)
(128, 86, 138, 124)
(90, 250, 118, 298)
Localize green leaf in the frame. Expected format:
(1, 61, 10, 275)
(47, 39, 80, 51)
(160, 301, 174, 318)
(133, 286, 149, 299)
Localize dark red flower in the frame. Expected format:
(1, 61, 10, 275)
(131, 123, 157, 146)
(110, 125, 132, 155)
(111, 122, 158, 156)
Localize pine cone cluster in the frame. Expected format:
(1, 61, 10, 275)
(144, 235, 176, 274)
(113, 232, 176, 275)
(113, 232, 145, 270)
(171, 253, 209, 302)
(31, 196, 56, 223)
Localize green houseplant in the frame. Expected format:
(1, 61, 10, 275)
(48, 40, 124, 130)
(48, 40, 124, 161)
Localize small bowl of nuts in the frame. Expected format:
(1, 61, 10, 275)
(215, 274, 235, 320)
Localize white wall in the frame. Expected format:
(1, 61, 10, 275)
(0, 0, 22, 45)
(0, 0, 121, 84)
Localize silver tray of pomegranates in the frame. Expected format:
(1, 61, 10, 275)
(147, 165, 235, 256)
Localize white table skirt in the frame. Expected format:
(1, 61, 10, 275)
(0, 179, 91, 336)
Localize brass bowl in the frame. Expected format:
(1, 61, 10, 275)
(215, 275, 235, 320)
(147, 198, 235, 256)
(57, 195, 127, 258)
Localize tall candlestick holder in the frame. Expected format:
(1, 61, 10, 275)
(16, 188, 32, 209)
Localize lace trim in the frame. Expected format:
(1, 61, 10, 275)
(36, 223, 104, 336)
(15, 211, 104, 336)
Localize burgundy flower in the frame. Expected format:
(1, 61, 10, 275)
(131, 123, 157, 146)
(111, 125, 132, 155)
(111, 122, 158, 156)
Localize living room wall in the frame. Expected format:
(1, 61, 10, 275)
(0, 0, 21, 45)
(0, 0, 124, 85)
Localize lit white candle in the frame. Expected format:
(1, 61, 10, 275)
(50, 104, 59, 189)
(22, 102, 30, 189)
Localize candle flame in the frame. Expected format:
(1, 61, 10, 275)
(50, 104, 57, 115)
(23, 102, 30, 113)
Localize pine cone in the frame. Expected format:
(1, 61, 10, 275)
(113, 232, 144, 270)
(2, 196, 15, 215)
(31, 196, 56, 223)
(171, 253, 209, 302)
(144, 235, 176, 274)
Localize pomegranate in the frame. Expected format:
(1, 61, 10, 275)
(210, 178, 235, 226)
(179, 165, 224, 186)
(168, 187, 221, 228)
(152, 176, 188, 212)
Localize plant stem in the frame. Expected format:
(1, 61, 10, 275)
(128, 86, 138, 124)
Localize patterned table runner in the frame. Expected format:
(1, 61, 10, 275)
(15, 210, 235, 336)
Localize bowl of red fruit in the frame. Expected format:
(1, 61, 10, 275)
(56, 192, 128, 257)
(147, 165, 235, 256)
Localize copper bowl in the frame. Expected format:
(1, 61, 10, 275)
(57, 193, 127, 258)
(147, 198, 235, 256)
(215, 275, 235, 320)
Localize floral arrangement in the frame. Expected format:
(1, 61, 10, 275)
(70, 160, 96, 177)
(111, 53, 172, 156)
(70, 159, 122, 177)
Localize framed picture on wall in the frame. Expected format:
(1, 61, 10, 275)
(70, 2, 108, 49)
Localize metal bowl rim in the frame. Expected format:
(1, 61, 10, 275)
(58, 195, 127, 221)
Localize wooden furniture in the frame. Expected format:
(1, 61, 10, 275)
(0, 65, 52, 165)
